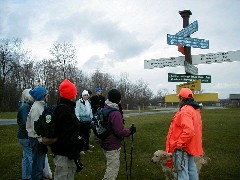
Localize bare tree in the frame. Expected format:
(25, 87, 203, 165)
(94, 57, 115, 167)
(0, 38, 24, 111)
(49, 42, 77, 80)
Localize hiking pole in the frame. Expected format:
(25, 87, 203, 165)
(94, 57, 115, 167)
(130, 124, 134, 180)
(123, 138, 129, 180)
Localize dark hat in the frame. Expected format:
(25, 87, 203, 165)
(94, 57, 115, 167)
(108, 89, 121, 104)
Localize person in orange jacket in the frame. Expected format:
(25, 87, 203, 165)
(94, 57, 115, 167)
(165, 88, 203, 180)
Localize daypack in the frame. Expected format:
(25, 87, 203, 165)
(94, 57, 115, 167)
(34, 104, 64, 145)
(91, 107, 119, 140)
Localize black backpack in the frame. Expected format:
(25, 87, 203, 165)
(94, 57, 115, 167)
(34, 104, 64, 144)
(91, 107, 119, 140)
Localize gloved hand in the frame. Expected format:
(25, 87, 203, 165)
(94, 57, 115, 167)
(130, 126, 136, 135)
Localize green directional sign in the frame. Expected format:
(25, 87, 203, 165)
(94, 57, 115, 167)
(168, 73, 211, 83)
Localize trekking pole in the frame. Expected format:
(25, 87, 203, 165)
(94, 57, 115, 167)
(130, 124, 134, 180)
(123, 138, 129, 180)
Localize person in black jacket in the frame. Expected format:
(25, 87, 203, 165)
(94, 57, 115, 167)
(50, 79, 85, 180)
(90, 87, 106, 115)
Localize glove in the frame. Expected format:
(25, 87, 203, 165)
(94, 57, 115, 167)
(130, 126, 136, 135)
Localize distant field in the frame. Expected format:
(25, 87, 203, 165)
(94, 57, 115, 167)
(0, 108, 239, 179)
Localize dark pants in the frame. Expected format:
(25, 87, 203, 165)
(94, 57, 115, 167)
(79, 122, 91, 150)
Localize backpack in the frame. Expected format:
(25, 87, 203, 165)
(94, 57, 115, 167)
(34, 104, 64, 145)
(91, 107, 119, 140)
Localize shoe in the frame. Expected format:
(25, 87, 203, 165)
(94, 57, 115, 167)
(80, 151, 85, 155)
(89, 144, 94, 149)
(86, 150, 92, 153)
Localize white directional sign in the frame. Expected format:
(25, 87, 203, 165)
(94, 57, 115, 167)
(175, 20, 198, 37)
(192, 50, 240, 65)
(167, 34, 209, 49)
(144, 50, 240, 69)
(144, 56, 185, 69)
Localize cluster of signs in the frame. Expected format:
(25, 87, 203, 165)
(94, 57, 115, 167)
(144, 13, 240, 102)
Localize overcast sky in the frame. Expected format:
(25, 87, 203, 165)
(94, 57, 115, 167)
(1, 0, 240, 99)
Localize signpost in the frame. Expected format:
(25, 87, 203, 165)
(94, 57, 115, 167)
(143, 10, 238, 102)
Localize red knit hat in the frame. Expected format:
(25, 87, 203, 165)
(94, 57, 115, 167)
(59, 79, 77, 100)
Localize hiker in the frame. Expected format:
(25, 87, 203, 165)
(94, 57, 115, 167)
(17, 89, 34, 180)
(101, 89, 136, 180)
(26, 86, 52, 180)
(90, 87, 105, 115)
(75, 90, 93, 154)
(50, 79, 85, 180)
(165, 88, 203, 180)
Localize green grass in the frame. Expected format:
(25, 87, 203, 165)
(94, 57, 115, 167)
(0, 108, 240, 179)
(0, 112, 17, 119)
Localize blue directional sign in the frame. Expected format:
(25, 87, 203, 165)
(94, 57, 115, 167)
(167, 34, 209, 49)
(175, 20, 198, 37)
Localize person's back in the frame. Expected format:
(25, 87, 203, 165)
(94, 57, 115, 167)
(50, 79, 84, 180)
(100, 89, 136, 180)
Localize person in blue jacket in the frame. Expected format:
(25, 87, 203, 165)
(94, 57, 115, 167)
(17, 89, 34, 180)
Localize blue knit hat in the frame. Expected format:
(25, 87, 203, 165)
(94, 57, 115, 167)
(29, 86, 47, 101)
(96, 87, 102, 92)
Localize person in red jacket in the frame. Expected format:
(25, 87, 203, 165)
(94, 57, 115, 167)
(165, 88, 203, 180)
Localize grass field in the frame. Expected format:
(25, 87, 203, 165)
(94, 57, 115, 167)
(0, 108, 240, 180)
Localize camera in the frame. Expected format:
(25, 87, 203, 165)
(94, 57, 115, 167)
(74, 158, 84, 172)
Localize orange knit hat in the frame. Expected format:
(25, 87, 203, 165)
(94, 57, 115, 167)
(59, 79, 77, 100)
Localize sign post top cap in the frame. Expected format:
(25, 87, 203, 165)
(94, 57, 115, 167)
(179, 10, 192, 16)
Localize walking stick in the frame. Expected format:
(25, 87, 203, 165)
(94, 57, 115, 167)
(130, 124, 134, 180)
(123, 139, 129, 180)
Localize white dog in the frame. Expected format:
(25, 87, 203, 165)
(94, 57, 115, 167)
(151, 150, 210, 180)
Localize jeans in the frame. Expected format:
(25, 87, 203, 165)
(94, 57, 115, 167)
(18, 138, 33, 179)
(173, 150, 198, 180)
(29, 137, 46, 180)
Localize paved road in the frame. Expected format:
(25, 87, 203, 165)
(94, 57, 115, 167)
(0, 108, 179, 125)
(0, 107, 227, 125)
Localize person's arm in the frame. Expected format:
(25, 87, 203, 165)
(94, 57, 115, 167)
(109, 111, 131, 138)
(176, 109, 195, 148)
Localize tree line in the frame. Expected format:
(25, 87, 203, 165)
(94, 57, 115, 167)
(0, 38, 167, 112)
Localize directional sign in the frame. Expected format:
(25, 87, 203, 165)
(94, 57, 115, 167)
(192, 50, 240, 65)
(144, 50, 240, 69)
(144, 56, 185, 69)
(184, 61, 198, 75)
(175, 20, 198, 37)
(168, 73, 211, 83)
(167, 34, 209, 49)
(176, 80, 201, 93)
